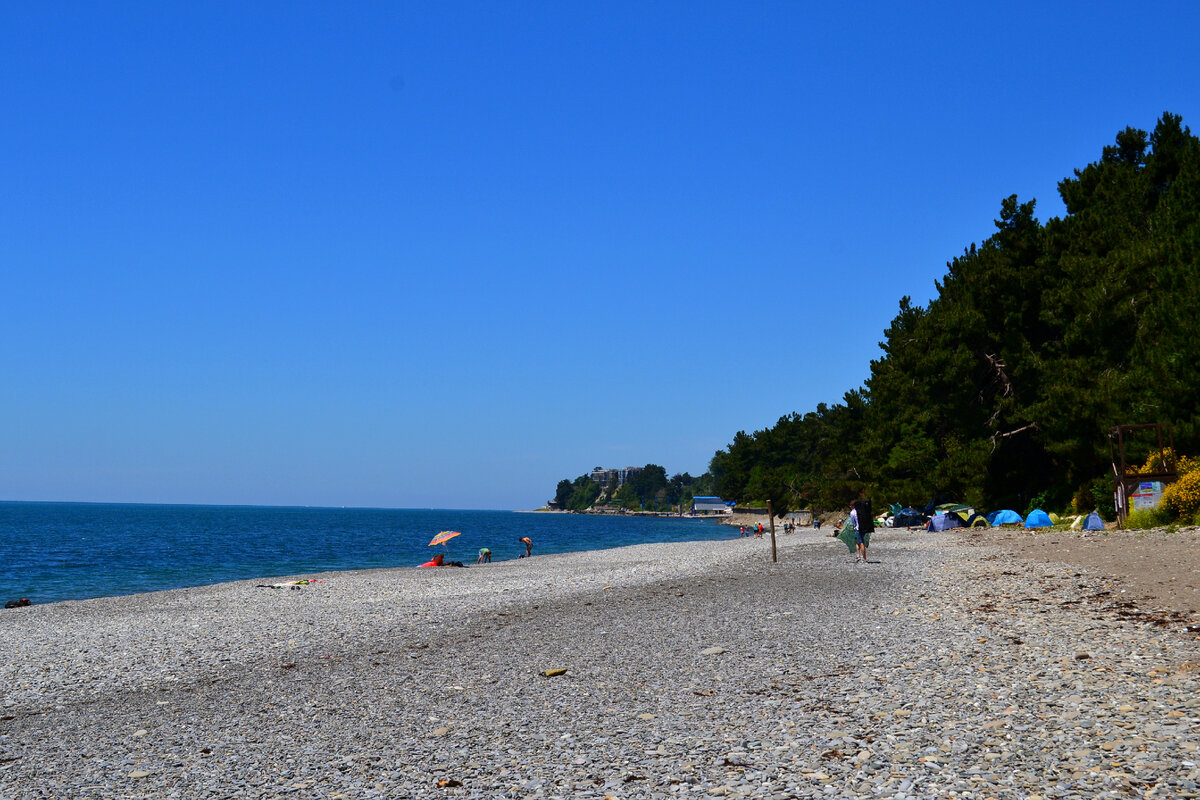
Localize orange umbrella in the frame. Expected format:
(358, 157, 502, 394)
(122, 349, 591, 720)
(428, 530, 462, 547)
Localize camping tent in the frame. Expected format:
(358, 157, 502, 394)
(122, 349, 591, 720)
(889, 505, 926, 527)
(949, 506, 988, 528)
(1025, 509, 1053, 528)
(1082, 511, 1105, 531)
(928, 513, 962, 531)
(987, 509, 1023, 526)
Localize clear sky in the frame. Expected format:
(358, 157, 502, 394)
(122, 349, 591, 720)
(3, 2, 1198, 510)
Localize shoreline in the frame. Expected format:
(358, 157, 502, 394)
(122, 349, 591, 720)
(0, 509, 738, 607)
(3, 528, 1198, 797)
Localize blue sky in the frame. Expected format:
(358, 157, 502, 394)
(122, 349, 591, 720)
(3, 2, 1198, 510)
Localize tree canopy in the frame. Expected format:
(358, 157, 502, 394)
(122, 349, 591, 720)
(551, 464, 712, 511)
(707, 112, 1200, 517)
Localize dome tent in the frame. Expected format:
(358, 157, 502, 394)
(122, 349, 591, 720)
(987, 509, 1024, 526)
(1025, 509, 1053, 528)
(928, 513, 962, 531)
(1082, 511, 1105, 530)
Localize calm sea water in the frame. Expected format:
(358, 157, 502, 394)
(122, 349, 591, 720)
(0, 502, 733, 605)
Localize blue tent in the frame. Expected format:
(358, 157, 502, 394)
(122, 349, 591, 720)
(1025, 509, 1053, 528)
(890, 506, 926, 527)
(928, 513, 962, 531)
(1082, 511, 1105, 530)
(988, 509, 1024, 526)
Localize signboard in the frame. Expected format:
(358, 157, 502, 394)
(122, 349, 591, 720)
(1131, 481, 1164, 511)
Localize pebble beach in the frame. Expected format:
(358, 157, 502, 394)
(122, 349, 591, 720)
(2, 528, 1198, 799)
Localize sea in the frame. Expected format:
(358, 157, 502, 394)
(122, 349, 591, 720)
(0, 502, 734, 606)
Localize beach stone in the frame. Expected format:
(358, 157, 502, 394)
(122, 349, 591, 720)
(702, 647, 727, 656)
(2, 529, 1199, 800)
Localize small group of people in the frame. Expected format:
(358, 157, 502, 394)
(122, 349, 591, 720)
(738, 523, 767, 538)
(422, 537, 530, 568)
(739, 520, 812, 536)
(731, 503, 875, 563)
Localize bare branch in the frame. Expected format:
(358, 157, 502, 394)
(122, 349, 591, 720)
(990, 422, 1039, 452)
(981, 352, 1014, 403)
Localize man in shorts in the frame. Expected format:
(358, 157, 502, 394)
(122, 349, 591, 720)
(851, 498, 874, 563)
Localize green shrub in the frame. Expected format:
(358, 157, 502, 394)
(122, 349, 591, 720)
(1126, 506, 1172, 530)
(1072, 484, 1092, 514)
(1088, 477, 1117, 522)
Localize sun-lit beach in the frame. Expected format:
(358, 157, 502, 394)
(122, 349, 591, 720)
(4, 7, 1200, 799)
(3, 528, 1198, 798)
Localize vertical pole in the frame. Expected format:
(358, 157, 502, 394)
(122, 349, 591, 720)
(768, 500, 777, 563)
(1116, 427, 1127, 529)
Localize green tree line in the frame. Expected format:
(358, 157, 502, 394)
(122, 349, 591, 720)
(553, 466, 715, 511)
(709, 112, 1200, 518)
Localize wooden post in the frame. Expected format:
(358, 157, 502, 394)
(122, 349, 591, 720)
(767, 500, 777, 563)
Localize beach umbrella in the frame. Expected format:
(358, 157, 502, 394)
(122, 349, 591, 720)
(428, 530, 462, 547)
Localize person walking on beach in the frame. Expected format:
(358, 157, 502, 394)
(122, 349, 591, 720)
(518, 537, 532, 558)
(477, 547, 492, 564)
(851, 498, 874, 563)
(848, 504, 859, 561)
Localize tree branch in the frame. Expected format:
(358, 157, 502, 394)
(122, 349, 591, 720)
(990, 422, 1039, 452)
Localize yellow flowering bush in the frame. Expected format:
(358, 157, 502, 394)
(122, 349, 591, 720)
(1132, 449, 1200, 523)
(1135, 447, 1196, 476)
(1162, 468, 1200, 521)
